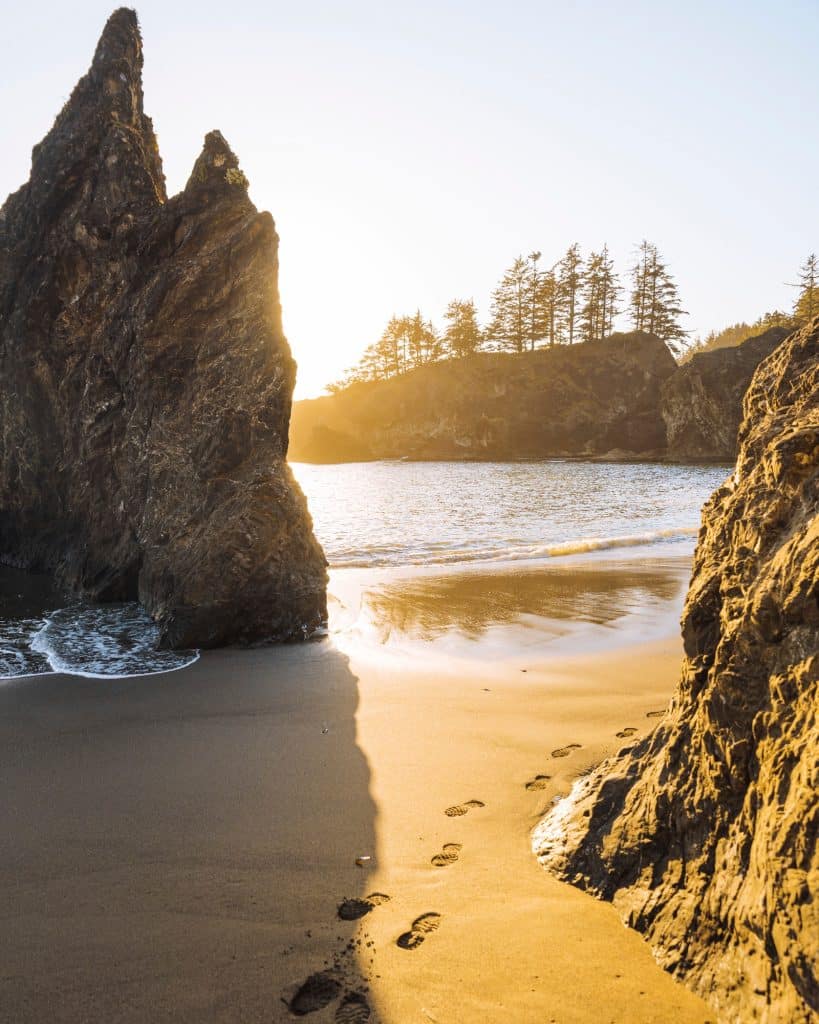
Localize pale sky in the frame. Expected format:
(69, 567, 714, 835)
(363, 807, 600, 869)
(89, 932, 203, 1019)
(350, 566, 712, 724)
(2, 1, 817, 397)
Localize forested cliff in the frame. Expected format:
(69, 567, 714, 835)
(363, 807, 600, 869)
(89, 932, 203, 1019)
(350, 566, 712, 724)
(290, 327, 791, 464)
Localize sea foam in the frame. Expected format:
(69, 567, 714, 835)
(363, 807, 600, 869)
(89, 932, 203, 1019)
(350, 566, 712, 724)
(331, 526, 699, 569)
(0, 603, 198, 680)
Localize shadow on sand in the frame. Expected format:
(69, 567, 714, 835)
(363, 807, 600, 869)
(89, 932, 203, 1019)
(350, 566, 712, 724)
(0, 641, 377, 1022)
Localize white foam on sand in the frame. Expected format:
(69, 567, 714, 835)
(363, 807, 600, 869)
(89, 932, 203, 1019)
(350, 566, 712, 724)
(0, 603, 198, 680)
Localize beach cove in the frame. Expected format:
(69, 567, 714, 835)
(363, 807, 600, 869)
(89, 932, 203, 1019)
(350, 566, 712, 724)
(0, 549, 717, 1023)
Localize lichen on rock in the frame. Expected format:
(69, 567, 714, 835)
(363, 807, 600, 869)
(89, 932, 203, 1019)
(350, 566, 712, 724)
(0, 8, 327, 647)
(534, 317, 819, 1022)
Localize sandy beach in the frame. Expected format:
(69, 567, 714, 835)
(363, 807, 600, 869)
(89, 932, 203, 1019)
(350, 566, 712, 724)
(0, 556, 714, 1023)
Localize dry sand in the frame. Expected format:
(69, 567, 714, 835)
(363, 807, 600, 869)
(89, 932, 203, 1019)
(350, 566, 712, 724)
(0, 557, 715, 1023)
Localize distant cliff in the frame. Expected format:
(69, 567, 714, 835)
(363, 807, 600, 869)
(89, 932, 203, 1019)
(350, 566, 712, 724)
(291, 333, 678, 462)
(0, 10, 327, 647)
(662, 326, 791, 460)
(534, 317, 819, 1022)
(291, 328, 791, 464)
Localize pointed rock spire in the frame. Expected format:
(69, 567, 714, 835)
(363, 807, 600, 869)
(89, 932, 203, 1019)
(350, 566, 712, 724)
(27, 6, 165, 211)
(0, 10, 326, 649)
(185, 131, 250, 195)
(91, 8, 142, 76)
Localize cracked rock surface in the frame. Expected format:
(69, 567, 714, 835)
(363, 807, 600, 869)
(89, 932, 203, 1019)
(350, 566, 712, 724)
(661, 326, 790, 460)
(535, 318, 819, 1023)
(0, 8, 327, 647)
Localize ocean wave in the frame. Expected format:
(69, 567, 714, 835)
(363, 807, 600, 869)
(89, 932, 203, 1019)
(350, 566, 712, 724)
(329, 526, 699, 569)
(0, 603, 198, 681)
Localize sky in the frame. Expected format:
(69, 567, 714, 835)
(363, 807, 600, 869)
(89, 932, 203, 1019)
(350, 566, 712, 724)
(1, 1, 818, 398)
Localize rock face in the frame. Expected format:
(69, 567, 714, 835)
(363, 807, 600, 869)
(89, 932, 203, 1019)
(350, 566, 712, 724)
(534, 319, 819, 1022)
(661, 326, 791, 460)
(290, 333, 678, 462)
(0, 9, 327, 647)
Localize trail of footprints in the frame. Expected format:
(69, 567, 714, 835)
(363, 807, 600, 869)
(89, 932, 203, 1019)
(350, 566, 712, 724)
(289, 715, 662, 1015)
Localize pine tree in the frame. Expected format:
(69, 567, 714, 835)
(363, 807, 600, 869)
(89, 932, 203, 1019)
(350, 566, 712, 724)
(443, 299, 482, 357)
(538, 266, 560, 346)
(525, 251, 549, 350)
(629, 240, 654, 333)
(557, 243, 583, 344)
(405, 310, 439, 367)
(598, 245, 621, 337)
(579, 247, 620, 342)
(629, 240, 688, 355)
(488, 257, 529, 353)
(792, 253, 819, 324)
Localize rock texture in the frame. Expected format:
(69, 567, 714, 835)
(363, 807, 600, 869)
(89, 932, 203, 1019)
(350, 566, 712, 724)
(534, 318, 819, 1022)
(290, 333, 678, 462)
(0, 9, 327, 647)
(661, 326, 791, 460)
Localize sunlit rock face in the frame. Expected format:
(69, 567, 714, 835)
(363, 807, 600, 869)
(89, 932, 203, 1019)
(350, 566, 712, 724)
(535, 318, 819, 1023)
(661, 326, 791, 461)
(0, 8, 327, 647)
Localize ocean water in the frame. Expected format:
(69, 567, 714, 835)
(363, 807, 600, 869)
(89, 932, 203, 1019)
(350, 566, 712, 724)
(0, 460, 728, 680)
(291, 460, 729, 569)
(0, 566, 198, 682)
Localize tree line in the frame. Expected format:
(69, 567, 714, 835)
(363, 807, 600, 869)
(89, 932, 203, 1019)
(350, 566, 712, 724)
(329, 246, 817, 391)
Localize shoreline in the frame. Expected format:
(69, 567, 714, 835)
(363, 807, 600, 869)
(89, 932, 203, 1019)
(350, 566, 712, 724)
(291, 454, 734, 466)
(0, 555, 713, 1022)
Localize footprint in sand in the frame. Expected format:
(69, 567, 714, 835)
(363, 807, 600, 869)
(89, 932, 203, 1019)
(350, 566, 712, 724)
(396, 912, 442, 951)
(444, 799, 485, 817)
(431, 843, 462, 868)
(615, 727, 638, 738)
(551, 743, 582, 758)
(646, 709, 665, 718)
(287, 972, 341, 1016)
(337, 893, 391, 921)
(525, 774, 552, 791)
(335, 992, 371, 1023)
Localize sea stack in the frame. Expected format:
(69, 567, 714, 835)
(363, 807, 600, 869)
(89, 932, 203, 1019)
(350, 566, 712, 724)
(534, 318, 819, 1021)
(0, 9, 327, 646)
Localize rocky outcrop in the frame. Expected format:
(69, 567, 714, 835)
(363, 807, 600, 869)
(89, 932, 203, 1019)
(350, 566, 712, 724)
(290, 333, 678, 462)
(0, 9, 327, 647)
(661, 326, 791, 460)
(534, 319, 819, 1022)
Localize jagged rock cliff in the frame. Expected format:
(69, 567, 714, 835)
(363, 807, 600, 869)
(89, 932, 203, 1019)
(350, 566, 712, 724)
(534, 319, 819, 1022)
(661, 326, 791, 460)
(290, 332, 678, 462)
(0, 9, 327, 647)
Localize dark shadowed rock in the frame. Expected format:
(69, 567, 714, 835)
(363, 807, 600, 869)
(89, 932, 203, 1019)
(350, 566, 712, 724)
(661, 326, 791, 461)
(534, 318, 819, 1022)
(290, 332, 678, 462)
(0, 9, 327, 647)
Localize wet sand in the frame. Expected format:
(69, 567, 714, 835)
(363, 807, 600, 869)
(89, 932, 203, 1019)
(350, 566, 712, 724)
(0, 557, 714, 1022)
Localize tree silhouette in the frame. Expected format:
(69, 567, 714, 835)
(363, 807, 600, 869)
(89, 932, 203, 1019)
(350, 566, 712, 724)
(629, 240, 688, 355)
(488, 257, 529, 353)
(443, 299, 483, 357)
(580, 245, 621, 342)
(557, 243, 583, 344)
(792, 253, 818, 324)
